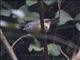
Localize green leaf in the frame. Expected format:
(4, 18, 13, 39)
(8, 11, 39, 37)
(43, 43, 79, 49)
(28, 44, 43, 52)
(26, 0, 58, 6)
(19, 5, 29, 15)
(0, 9, 11, 16)
(75, 23, 80, 31)
(24, 12, 40, 21)
(75, 13, 80, 31)
(47, 44, 61, 56)
(21, 5, 40, 21)
(55, 10, 74, 25)
(26, 0, 37, 6)
(28, 34, 42, 52)
(17, 5, 40, 23)
(31, 38, 41, 47)
(28, 37, 60, 56)
(44, 0, 57, 5)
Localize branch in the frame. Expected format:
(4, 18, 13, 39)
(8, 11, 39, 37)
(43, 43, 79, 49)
(0, 29, 18, 60)
(12, 34, 35, 48)
(59, 47, 70, 60)
(38, 0, 49, 60)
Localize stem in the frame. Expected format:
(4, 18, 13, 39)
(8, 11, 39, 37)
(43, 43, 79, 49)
(0, 29, 18, 60)
(37, 0, 49, 60)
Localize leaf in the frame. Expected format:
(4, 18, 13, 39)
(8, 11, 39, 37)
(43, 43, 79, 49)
(28, 35, 42, 52)
(75, 13, 80, 31)
(26, 0, 37, 6)
(55, 10, 74, 25)
(28, 44, 43, 52)
(17, 5, 40, 23)
(26, 0, 58, 6)
(11, 5, 29, 19)
(19, 5, 29, 15)
(28, 43, 61, 56)
(11, 9, 25, 19)
(24, 12, 40, 21)
(19, 5, 39, 21)
(44, 0, 57, 5)
(31, 38, 41, 47)
(75, 13, 80, 20)
(47, 43, 61, 56)
(0, 9, 11, 17)
(75, 23, 80, 31)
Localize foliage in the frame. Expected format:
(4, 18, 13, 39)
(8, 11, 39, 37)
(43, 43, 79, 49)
(28, 38, 61, 56)
(0, 0, 80, 60)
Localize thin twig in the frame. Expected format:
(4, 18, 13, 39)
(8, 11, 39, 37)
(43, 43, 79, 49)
(59, 47, 70, 60)
(0, 29, 18, 60)
(12, 34, 36, 48)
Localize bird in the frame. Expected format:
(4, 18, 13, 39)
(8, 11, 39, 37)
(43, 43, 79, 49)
(23, 17, 59, 34)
